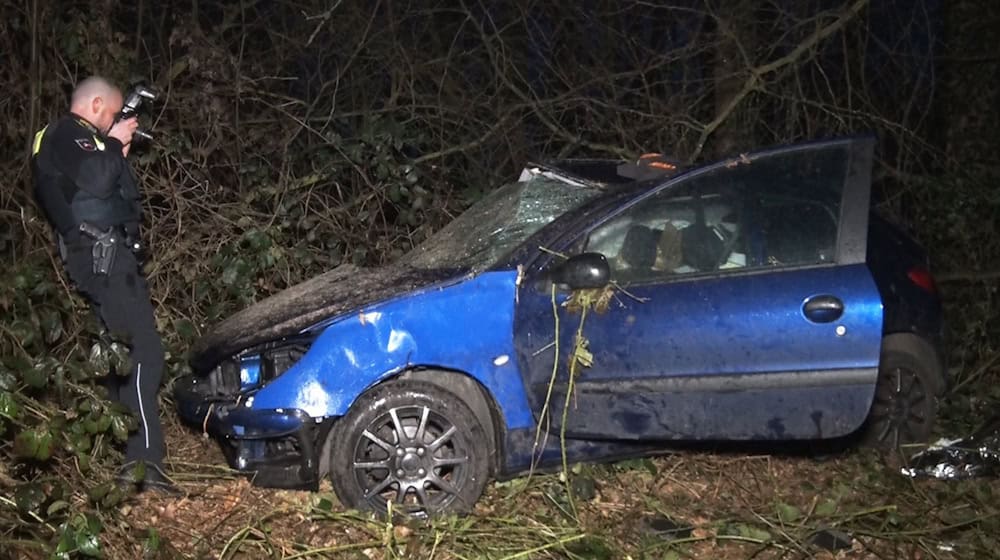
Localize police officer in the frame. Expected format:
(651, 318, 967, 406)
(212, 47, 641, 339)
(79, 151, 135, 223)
(32, 76, 175, 494)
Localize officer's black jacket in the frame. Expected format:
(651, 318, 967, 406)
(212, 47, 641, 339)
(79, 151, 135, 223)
(32, 113, 141, 236)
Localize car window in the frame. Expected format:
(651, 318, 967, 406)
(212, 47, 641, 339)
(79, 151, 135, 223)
(583, 188, 745, 283)
(756, 196, 838, 267)
(578, 145, 849, 284)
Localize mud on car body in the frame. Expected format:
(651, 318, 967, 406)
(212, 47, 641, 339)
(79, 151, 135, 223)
(176, 136, 945, 516)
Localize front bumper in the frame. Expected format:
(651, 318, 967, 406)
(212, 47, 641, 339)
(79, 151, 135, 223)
(174, 374, 328, 489)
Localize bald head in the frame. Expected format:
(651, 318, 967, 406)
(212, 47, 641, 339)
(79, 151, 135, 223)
(70, 76, 123, 133)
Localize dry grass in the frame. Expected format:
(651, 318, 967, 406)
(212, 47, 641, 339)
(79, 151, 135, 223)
(94, 411, 1000, 559)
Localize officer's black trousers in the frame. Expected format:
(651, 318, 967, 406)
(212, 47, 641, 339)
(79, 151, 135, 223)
(63, 240, 166, 467)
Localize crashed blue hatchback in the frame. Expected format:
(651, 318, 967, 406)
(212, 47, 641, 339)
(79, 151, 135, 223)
(176, 137, 945, 515)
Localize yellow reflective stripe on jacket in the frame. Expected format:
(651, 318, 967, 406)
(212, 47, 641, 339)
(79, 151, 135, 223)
(32, 126, 48, 155)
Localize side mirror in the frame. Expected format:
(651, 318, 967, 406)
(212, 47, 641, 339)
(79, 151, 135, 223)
(549, 253, 611, 290)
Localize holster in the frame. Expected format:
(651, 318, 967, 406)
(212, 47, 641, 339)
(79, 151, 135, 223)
(78, 222, 120, 275)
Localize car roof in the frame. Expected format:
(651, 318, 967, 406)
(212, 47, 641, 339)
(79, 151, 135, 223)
(529, 156, 686, 186)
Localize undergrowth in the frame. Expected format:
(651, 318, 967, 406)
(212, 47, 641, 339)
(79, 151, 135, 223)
(2, 0, 999, 557)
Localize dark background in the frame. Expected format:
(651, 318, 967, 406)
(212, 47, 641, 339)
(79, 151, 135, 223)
(1, 1, 998, 557)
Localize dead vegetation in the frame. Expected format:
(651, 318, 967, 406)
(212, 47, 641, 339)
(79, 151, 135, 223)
(107, 420, 1000, 558)
(2, 0, 999, 558)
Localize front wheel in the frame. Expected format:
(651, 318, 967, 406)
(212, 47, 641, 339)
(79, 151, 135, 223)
(328, 379, 492, 517)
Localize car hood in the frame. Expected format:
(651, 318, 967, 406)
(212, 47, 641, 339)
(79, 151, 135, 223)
(189, 263, 465, 373)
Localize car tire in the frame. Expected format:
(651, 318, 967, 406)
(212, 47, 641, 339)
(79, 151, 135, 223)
(328, 379, 492, 517)
(860, 347, 941, 450)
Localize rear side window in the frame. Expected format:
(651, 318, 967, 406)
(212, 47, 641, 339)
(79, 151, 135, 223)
(755, 196, 838, 266)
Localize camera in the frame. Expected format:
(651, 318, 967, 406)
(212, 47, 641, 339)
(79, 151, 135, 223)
(117, 84, 158, 141)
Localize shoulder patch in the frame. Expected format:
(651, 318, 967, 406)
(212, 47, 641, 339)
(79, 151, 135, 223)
(75, 138, 97, 152)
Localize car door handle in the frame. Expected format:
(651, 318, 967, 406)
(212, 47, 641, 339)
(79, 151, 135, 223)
(802, 295, 844, 323)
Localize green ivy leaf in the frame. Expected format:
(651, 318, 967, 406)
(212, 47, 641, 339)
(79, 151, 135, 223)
(776, 502, 801, 524)
(107, 401, 130, 415)
(110, 413, 132, 442)
(222, 263, 240, 286)
(88, 482, 113, 502)
(14, 482, 46, 513)
(10, 319, 37, 348)
(34, 429, 54, 461)
(108, 342, 131, 376)
(0, 391, 20, 420)
(22, 362, 48, 389)
(83, 417, 100, 434)
(78, 398, 95, 413)
(13, 426, 55, 461)
(0, 367, 17, 390)
(720, 522, 771, 542)
(741, 525, 772, 542)
(95, 413, 111, 433)
(71, 432, 93, 454)
(47, 500, 70, 517)
(315, 497, 334, 512)
(56, 529, 75, 558)
(76, 529, 101, 557)
(13, 429, 39, 458)
(815, 498, 838, 517)
(612, 457, 658, 476)
(76, 451, 91, 472)
(243, 229, 271, 251)
(100, 484, 127, 508)
(88, 342, 111, 376)
(85, 512, 103, 535)
(40, 309, 64, 344)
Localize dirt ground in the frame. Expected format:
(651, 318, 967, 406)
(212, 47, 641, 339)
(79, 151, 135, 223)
(98, 413, 1000, 560)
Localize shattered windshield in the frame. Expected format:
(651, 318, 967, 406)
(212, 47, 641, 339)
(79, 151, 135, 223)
(401, 172, 604, 270)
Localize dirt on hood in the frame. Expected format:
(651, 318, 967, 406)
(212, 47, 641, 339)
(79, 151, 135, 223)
(188, 263, 462, 373)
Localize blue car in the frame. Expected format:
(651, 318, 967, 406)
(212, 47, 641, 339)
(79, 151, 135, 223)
(175, 137, 945, 516)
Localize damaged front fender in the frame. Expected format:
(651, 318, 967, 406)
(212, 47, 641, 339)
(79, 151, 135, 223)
(249, 270, 536, 430)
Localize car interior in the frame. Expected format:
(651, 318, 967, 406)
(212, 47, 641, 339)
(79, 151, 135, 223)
(582, 188, 839, 284)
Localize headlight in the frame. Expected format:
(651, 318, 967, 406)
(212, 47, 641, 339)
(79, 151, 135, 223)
(236, 344, 309, 390)
(240, 355, 262, 387)
(207, 342, 310, 394)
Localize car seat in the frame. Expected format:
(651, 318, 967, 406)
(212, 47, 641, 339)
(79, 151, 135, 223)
(618, 225, 660, 271)
(680, 223, 725, 271)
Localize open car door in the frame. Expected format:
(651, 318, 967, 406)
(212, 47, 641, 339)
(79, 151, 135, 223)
(514, 137, 882, 441)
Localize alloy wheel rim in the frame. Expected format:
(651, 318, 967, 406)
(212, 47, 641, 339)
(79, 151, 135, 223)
(351, 405, 471, 515)
(870, 366, 929, 448)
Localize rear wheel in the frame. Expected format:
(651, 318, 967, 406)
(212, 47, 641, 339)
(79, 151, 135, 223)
(861, 348, 941, 449)
(328, 379, 491, 517)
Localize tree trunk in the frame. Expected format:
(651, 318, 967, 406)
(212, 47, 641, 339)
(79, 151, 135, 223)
(711, 0, 757, 158)
(939, 0, 1000, 174)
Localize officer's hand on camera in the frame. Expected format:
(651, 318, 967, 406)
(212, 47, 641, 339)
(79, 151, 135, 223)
(108, 118, 138, 156)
